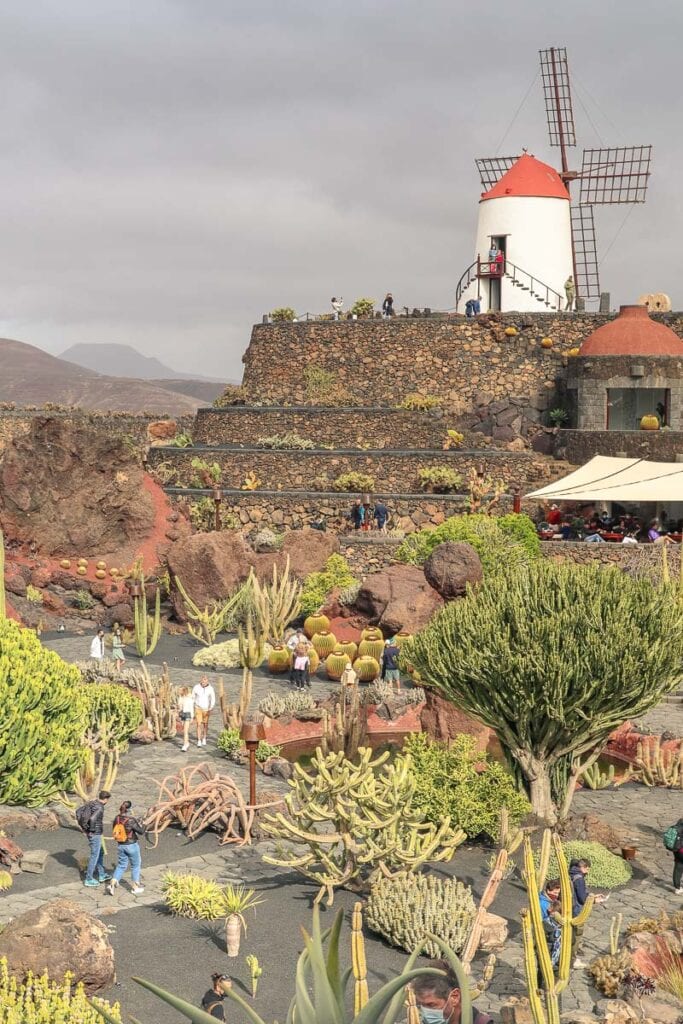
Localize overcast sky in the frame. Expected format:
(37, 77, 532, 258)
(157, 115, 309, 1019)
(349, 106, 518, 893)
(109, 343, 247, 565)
(0, 0, 679, 379)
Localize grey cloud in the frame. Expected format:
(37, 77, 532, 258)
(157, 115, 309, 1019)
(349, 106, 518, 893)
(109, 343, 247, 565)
(0, 0, 678, 376)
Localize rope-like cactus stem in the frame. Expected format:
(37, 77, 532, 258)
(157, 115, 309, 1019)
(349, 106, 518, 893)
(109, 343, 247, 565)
(521, 910, 548, 1024)
(352, 901, 369, 1013)
(523, 836, 555, 994)
(609, 913, 622, 956)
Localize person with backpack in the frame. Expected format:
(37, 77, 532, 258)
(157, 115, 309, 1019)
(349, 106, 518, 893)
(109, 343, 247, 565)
(201, 973, 232, 1020)
(106, 800, 146, 895)
(663, 817, 683, 893)
(76, 789, 112, 888)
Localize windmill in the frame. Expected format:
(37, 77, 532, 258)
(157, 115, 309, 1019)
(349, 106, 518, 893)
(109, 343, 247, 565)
(474, 47, 652, 307)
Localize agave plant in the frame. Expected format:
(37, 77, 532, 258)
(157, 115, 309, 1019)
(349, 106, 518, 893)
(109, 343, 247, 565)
(93, 904, 477, 1024)
(223, 884, 264, 957)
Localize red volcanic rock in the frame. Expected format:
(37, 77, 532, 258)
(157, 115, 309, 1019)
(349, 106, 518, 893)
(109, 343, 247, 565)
(29, 567, 53, 589)
(41, 591, 67, 614)
(147, 419, 177, 442)
(4, 565, 27, 597)
(420, 689, 493, 750)
(354, 564, 443, 635)
(423, 542, 483, 600)
(101, 602, 133, 628)
(167, 528, 339, 619)
(0, 418, 156, 557)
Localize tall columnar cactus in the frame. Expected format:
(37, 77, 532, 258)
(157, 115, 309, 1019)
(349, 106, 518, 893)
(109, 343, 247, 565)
(222, 615, 265, 730)
(0, 528, 6, 619)
(134, 583, 161, 657)
(633, 736, 683, 787)
(174, 575, 245, 646)
(321, 676, 366, 760)
(249, 557, 302, 642)
(261, 746, 466, 905)
(134, 662, 176, 740)
(74, 715, 121, 802)
(520, 831, 594, 1023)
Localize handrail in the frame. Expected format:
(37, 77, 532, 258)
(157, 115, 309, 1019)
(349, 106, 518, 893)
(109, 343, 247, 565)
(455, 257, 564, 313)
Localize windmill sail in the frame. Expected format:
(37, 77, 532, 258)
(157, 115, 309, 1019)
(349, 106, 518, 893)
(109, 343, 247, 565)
(579, 146, 652, 204)
(570, 205, 600, 300)
(539, 47, 576, 150)
(475, 156, 520, 191)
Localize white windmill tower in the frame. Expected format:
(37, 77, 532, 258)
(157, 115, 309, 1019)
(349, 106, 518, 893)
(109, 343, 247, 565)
(456, 47, 653, 314)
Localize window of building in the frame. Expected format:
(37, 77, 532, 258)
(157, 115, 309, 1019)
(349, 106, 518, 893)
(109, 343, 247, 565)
(606, 388, 669, 430)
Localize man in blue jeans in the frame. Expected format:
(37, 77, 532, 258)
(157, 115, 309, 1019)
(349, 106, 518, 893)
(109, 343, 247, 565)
(76, 789, 112, 887)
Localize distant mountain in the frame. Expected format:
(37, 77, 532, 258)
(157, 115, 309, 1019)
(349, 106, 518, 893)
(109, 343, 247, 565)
(0, 337, 202, 414)
(147, 379, 225, 403)
(60, 343, 228, 383)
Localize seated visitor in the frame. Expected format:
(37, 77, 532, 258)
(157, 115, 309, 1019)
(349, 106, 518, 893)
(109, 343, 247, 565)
(598, 509, 612, 529)
(648, 520, 661, 542)
(584, 531, 605, 543)
(622, 531, 638, 545)
(546, 503, 562, 526)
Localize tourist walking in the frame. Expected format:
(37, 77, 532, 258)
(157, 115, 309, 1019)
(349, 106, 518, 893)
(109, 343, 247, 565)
(106, 801, 146, 895)
(663, 817, 683, 893)
(373, 499, 389, 532)
(564, 275, 575, 311)
(350, 497, 365, 530)
(382, 292, 394, 317)
(412, 959, 493, 1023)
(569, 858, 605, 968)
(76, 789, 111, 888)
(178, 686, 195, 752)
(291, 643, 311, 690)
(381, 638, 401, 692)
(111, 626, 125, 672)
(192, 675, 216, 747)
(201, 973, 232, 1020)
(89, 629, 105, 662)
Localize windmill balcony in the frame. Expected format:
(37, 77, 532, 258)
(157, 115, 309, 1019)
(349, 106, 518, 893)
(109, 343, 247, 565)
(477, 258, 505, 278)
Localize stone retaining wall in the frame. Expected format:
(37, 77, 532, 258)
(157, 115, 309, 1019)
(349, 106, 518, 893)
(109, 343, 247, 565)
(167, 488, 516, 534)
(0, 411, 191, 455)
(558, 428, 683, 464)
(151, 446, 555, 492)
(539, 539, 673, 574)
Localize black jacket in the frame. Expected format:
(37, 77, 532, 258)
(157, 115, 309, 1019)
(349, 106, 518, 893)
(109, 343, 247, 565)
(79, 799, 105, 836)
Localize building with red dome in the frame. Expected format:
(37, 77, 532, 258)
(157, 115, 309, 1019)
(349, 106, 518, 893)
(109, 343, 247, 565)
(568, 305, 683, 430)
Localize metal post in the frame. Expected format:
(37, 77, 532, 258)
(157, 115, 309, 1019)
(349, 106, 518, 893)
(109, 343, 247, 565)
(212, 485, 222, 531)
(247, 743, 257, 806)
(513, 489, 522, 514)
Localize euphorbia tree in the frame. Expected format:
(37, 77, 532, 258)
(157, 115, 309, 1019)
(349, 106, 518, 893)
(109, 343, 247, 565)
(405, 561, 683, 822)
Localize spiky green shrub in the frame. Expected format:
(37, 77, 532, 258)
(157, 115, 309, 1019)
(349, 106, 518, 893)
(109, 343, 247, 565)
(161, 871, 227, 919)
(332, 471, 376, 493)
(217, 728, 243, 760)
(0, 619, 87, 805)
(396, 512, 540, 571)
(25, 584, 43, 604)
(72, 589, 96, 611)
(405, 733, 530, 839)
(81, 684, 143, 744)
(301, 554, 358, 615)
(0, 958, 120, 1022)
(282, 690, 316, 715)
(270, 306, 296, 322)
(544, 841, 632, 889)
(398, 393, 441, 411)
(255, 740, 282, 763)
(417, 466, 463, 493)
(366, 872, 476, 958)
(192, 638, 272, 669)
(259, 691, 286, 718)
(350, 297, 375, 317)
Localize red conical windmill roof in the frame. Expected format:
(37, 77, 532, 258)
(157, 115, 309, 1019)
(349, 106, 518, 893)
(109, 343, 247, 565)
(481, 154, 569, 201)
(580, 305, 683, 357)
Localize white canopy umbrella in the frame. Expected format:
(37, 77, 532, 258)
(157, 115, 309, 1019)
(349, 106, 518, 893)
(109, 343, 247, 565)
(525, 455, 683, 503)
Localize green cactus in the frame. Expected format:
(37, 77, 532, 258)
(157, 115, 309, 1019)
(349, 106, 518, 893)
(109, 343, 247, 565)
(353, 655, 380, 681)
(262, 746, 466, 906)
(267, 643, 291, 674)
(0, 528, 5, 619)
(304, 612, 329, 638)
(174, 575, 246, 646)
(134, 580, 161, 657)
(326, 648, 351, 680)
(358, 637, 384, 662)
(580, 762, 615, 790)
(366, 872, 476, 958)
(311, 630, 337, 659)
(249, 557, 302, 642)
(339, 640, 358, 660)
(0, 618, 87, 805)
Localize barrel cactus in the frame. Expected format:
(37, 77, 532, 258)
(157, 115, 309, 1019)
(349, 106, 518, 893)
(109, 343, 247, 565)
(60, 559, 71, 569)
(306, 647, 320, 674)
(393, 631, 413, 649)
(0, 619, 87, 805)
(366, 872, 476, 959)
(326, 648, 351, 680)
(361, 627, 383, 642)
(311, 630, 337, 659)
(353, 655, 380, 681)
(268, 644, 291, 674)
(339, 640, 358, 661)
(304, 613, 330, 639)
(359, 637, 384, 662)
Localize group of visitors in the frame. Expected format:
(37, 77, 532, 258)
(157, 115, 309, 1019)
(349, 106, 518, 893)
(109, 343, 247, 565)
(286, 629, 313, 690)
(539, 859, 606, 974)
(540, 503, 682, 545)
(349, 495, 389, 531)
(76, 789, 146, 895)
(329, 294, 395, 320)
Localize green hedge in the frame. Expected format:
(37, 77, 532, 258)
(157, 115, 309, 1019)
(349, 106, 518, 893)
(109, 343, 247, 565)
(0, 619, 87, 805)
(300, 554, 358, 616)
(395, 512, 540, 573)
(404, 732, 530, 840)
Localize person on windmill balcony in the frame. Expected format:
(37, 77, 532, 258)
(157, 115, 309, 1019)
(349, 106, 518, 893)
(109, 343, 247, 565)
(488, 242, 498, 274)
(564, 275, 575, 311)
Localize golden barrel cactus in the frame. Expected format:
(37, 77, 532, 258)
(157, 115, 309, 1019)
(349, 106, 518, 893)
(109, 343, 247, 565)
(326, 648, 351, 680)
(268, 644, 291, 674)
(311, 630, 337, 659)
(359, 638, 384, 662)
(353, 655, 380, 681)
(304, 613, 330, 639)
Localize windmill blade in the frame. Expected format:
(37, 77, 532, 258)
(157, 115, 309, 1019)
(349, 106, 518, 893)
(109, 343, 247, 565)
(475, 156, 520, 191)
(580, 145, 652, 204)
(570, 204, 600, 301)
(539, 47, 576, 149)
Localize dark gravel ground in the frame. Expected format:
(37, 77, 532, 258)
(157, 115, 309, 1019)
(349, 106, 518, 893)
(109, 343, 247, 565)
(102, 844, 525, 1024)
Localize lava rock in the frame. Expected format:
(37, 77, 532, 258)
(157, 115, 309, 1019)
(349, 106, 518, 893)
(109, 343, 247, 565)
(423, 541, 483, 601)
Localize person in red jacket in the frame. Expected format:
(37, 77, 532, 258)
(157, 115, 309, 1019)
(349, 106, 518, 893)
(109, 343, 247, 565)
(546, 503, 562, 527)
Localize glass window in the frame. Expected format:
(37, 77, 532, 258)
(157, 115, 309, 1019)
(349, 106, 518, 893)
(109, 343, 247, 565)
(606, 388, 668, 430)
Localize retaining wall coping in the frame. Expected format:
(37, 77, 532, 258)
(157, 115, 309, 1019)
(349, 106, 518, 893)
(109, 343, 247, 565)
(164, 486, 514, 500)
(154, 444, 538, 459)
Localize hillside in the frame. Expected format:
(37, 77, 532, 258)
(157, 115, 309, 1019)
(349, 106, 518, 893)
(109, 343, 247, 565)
(147, 379, 225, 402)
(60, 342, 228, 383)
(0, 338, 202, 414)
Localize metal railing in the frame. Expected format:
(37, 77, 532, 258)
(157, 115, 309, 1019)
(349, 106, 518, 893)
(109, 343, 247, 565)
(455, 258, 565, 313)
